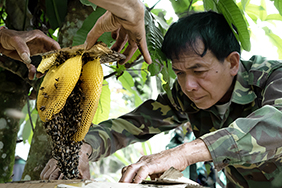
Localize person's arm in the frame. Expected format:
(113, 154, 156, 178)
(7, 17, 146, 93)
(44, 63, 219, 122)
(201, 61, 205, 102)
(85, 0, 151, 64)
(119, 138, 211, 183)
(200, 65, 282, 170)
(0, 28, 60, 79)
(85, 96, 188, 162)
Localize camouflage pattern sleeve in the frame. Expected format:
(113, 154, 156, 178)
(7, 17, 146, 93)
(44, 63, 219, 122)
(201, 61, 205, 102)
(200, 62, 282, 170)
(84, 93, 188, 162)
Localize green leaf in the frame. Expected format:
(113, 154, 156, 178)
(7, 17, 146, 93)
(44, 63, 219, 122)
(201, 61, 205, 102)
(22, 112, 37, 144)
(19, 103, 28, 128)
(118, 71, 143, 107)
(273, 0, 282, 16)
(141, 141, 152, 155)
(114, 64, 126, 78)
(167, 60, 177, 79)
(259, 0, 267, 21)
(243, 3, 270, 22)
(92, 80, 111, 124)
(144, 9, 177, 99)
(265, 14, 282, 21)
(113, 150, 131, 166)
(191, 0, 204, 12)
(141, 62, 149, 84)
(263, 27, 282, 59)
(45, 0, 68, 29)
(80, 0, 97, 10)
(28, 127, 34, 145)
(72, 7, 113, 46)
(144, 9, 167, 76)
(22, 120, 31, 143)
(20, 100, 37, 144)
(151, 8, 166, 17)
(169, 0, 197, 17)
(48, 28, 59, 41)
(162, 82, 175, 107)
(148, 61, 162, 76)
(214, 0, 251, 51)
(151, 12, 169, 31)
(241, 0, 251, 10)
(161, 61, 170, 85)
(244, 4, 265, 22)
(203, 0, 217, 11)
(119, 71, 134, 91)
(119, 43, 141, 64)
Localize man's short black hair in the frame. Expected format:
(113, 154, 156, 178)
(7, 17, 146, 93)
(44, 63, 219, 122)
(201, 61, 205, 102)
(161, 11, 241, 62)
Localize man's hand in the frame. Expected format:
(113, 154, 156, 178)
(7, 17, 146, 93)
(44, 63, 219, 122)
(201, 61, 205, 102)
(85, 0, 151, 65)
(0, 29, 60, 80)
(40, 143, 92, 180)
(119, 139, 212, 183)
(40, 158, 64, 180)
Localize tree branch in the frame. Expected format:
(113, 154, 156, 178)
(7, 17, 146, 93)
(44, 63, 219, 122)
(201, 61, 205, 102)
(0, 55, 38, 87)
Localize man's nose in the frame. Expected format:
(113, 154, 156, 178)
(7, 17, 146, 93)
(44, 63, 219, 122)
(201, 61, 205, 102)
(185, 75, 198, 92)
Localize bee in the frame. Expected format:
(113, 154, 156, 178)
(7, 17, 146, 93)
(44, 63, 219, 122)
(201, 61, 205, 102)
(81, 93, 85, 100)
(40, 87, 44, 90)
(54, 83, 58, 89)
(45, 124, 52, 131)
(52, 136, 58, 141)
(55, 77, 59, 81)
(40, 106, 45, 111)
(51, 124, 57, 130)
(58, 125, 63, 132)
(72, 154, 78, 160)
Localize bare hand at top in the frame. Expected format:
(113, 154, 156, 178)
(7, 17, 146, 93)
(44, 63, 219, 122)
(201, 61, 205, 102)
(85, 0, 151, 64)
(0, 29, 60, 80)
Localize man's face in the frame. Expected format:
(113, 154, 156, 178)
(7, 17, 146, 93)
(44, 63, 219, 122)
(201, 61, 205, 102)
(172, 45, 236, 109)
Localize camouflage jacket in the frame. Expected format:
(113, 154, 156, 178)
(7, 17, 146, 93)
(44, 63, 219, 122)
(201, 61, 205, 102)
(85, 55, 282, 188)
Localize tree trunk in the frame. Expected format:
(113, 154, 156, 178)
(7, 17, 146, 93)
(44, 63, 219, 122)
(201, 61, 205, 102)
(0, 68, 30, 182)
(21, 117, 52, 180)
(58, 0, 93, 48)
(5, 0, 33, 30)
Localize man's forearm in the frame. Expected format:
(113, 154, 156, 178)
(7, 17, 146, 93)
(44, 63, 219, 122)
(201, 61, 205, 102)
(181, 139, 212, 166)
(80, 142, 92, 158)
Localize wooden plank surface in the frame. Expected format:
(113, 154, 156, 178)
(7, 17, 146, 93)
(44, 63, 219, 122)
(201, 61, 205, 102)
(0, 180, 204, 188)
(0, 180, 85, 188)
(81, 182, 203, 188)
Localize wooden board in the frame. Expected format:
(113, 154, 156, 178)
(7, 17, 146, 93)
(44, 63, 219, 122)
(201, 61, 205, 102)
(0, 180, 204, 188)
(0, 180, 85, 188)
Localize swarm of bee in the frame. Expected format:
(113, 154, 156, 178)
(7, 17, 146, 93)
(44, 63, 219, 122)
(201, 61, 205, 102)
(42, 82, 84, 178)
(36, 43, 125, 179)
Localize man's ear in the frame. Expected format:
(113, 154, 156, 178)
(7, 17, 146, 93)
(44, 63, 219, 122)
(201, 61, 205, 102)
(226, 52, 240, 76)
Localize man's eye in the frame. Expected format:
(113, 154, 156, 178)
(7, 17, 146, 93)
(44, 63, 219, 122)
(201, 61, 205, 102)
(194, 70, 205, 74)
(194, 71, 202, 74)
(176, 72, 183, 75)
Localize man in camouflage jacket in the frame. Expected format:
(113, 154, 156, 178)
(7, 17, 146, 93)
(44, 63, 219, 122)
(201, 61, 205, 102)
(42, 11, 282, 187)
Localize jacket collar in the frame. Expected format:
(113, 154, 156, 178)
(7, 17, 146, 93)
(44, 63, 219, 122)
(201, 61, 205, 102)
(231, 62, 257, 105)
